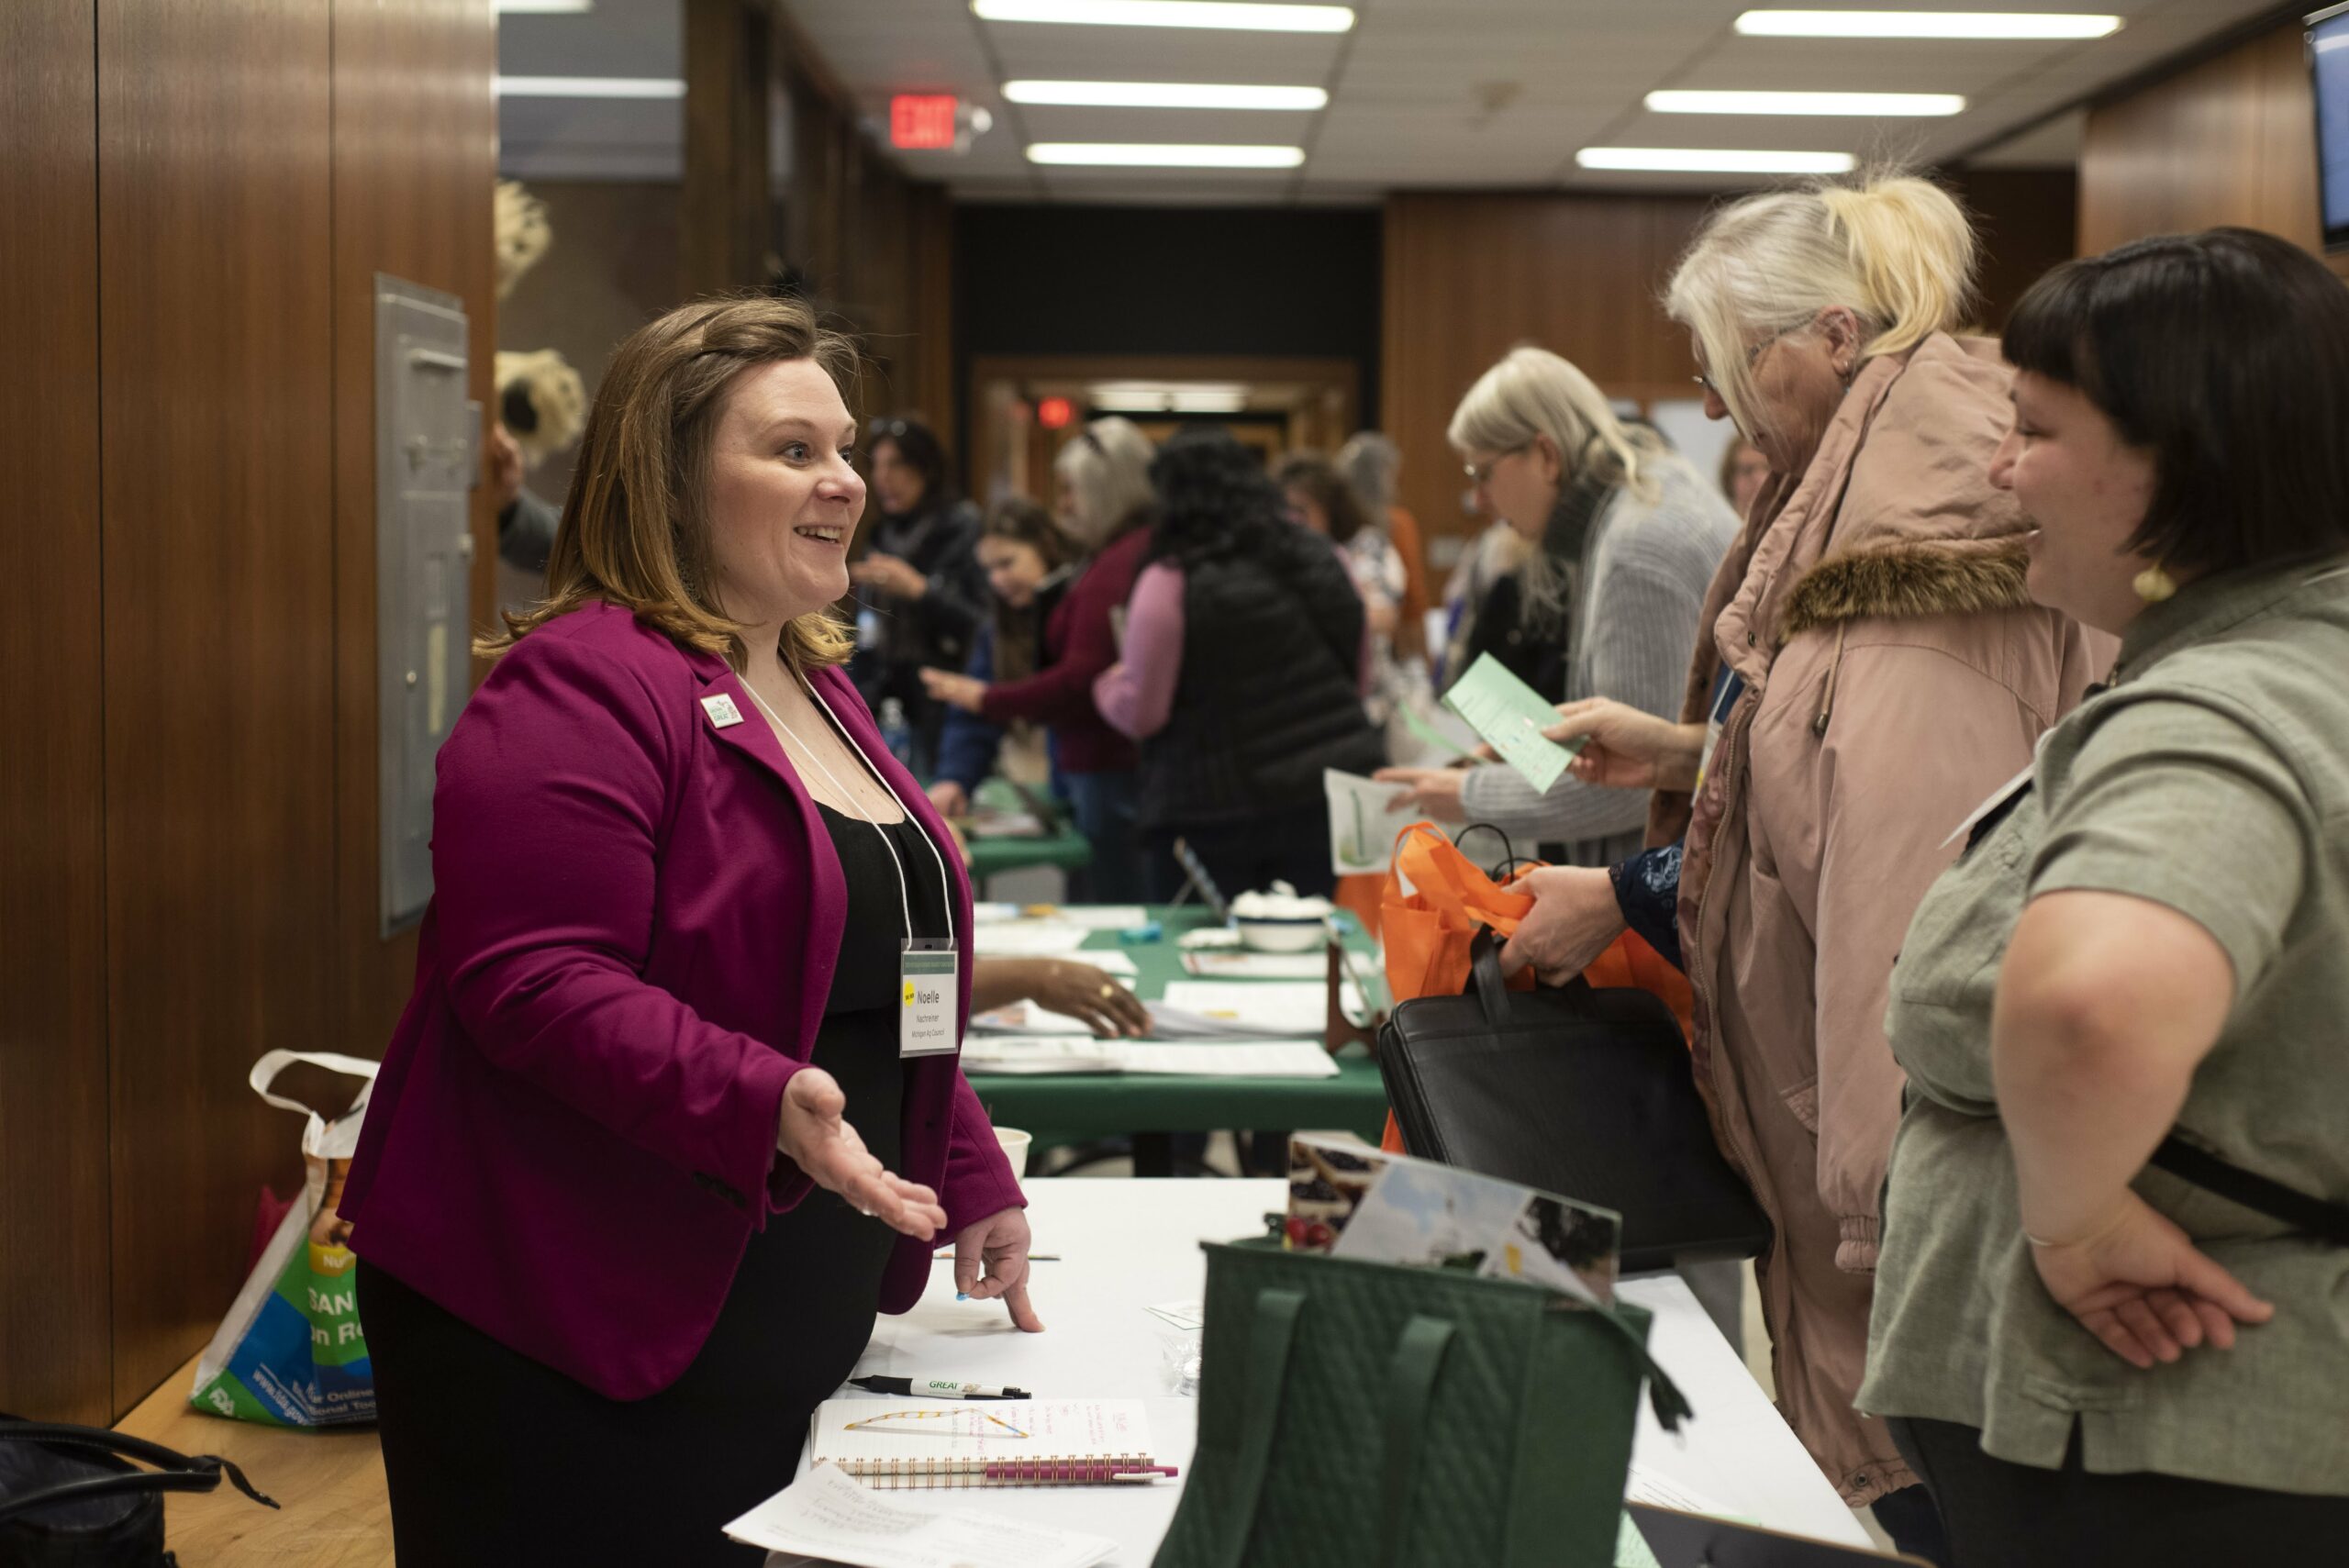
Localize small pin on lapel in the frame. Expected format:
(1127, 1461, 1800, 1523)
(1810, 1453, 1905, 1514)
(701, 694, 745, 728)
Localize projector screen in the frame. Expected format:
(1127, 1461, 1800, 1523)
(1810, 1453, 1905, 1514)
(2315, 4, 2349, 250)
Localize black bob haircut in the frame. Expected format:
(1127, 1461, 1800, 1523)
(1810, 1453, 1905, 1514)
(2003, 227, 2349, 577)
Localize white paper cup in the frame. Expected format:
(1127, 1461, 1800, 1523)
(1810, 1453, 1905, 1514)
(993, 1126, 1032, 1179)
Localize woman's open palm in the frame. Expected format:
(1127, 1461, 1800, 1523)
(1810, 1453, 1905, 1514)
(776, 1068, 948, 1240)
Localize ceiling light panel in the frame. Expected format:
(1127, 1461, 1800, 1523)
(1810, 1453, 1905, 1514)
(1003, 81, 1328, 109)
(1028, 142, 1306, 166)
(494, 75, 685, 98)
(1575, 147, 1858, 174)
(1734, 11, 2122, 40)
(974, 1, 1354, 32)
(1645, 89, 1964, 116)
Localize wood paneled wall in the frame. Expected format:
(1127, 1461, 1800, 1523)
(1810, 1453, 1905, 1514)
(1944, 167, 2083, 329)
(1380, 192, 1716, 546)
(1379, 173, 2082, 544)
(96, 0, 340, 1416)
(2, 0, 494, 1424)
(2082, 17, 2349, 279)
(1, 0, 113, 1428)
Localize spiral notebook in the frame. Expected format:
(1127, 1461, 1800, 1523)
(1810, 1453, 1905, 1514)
(806, 1398, 1162, 1489)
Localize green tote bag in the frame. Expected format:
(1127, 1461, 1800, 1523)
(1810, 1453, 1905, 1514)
(1153, 1240, 1688, 1568)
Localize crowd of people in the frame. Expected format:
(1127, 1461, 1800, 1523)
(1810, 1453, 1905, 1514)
(339, 169, 2349, 1568)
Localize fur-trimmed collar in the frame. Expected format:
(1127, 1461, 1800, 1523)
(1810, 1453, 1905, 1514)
(1778, 535, 2034, 640)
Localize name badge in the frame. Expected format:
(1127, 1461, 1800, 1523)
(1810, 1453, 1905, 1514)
(700, 694, 745, 728)
(900, 940, 959, 1058)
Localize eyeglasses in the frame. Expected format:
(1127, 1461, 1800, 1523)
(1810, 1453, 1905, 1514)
(1463, 442, 1530, 486)
(866, 417, 912, 441)
(1693, 320, 1808, 400)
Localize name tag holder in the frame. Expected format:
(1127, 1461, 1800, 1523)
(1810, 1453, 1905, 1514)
(900, 939, 959, 1058)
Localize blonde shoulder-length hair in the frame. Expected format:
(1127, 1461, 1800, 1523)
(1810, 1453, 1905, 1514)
(1447, 345, 1661, 504)
(1664, 170, 1979, 444)
(480, 294, 863, 673)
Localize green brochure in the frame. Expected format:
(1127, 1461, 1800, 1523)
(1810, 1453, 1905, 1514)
(1441, 653, 1583, 794)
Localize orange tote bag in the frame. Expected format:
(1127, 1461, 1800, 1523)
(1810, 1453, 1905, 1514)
(1375, 823, 1697, 1151)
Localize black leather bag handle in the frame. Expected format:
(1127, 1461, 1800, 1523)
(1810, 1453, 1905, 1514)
(1467, 927, 1596, 1024)
(0, 1420, 277, 1529)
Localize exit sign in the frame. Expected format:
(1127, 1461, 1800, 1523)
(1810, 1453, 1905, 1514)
(890, 95, 960, 151)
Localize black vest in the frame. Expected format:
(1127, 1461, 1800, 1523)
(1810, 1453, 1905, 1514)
(1139, 531, 1386, 829)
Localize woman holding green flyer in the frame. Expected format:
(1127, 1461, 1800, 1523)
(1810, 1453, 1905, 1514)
(1375, 345, 1735, 868)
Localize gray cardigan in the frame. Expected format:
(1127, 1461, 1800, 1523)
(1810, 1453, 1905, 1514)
(1458, 450, 1738, 866)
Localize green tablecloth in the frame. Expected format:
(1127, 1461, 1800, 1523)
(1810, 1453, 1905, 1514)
(963, 905, 1391, 1153)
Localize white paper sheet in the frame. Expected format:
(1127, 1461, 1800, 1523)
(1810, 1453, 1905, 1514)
(1118, 1041, 1339, 1079)
(960, 1037, 1123, 1074)
(1323, 767, 1426, 875)
(969, 923, 1093, 956)
(1034, 906, 1150, 929)
(726, 1464, 1116, 1568)
(961, 1036, 1339, 1079)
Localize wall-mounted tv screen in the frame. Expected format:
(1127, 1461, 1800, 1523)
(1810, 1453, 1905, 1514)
(2315, 3, 2349, 250)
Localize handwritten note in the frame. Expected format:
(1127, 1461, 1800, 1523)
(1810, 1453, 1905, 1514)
(1442, 653, 1583, 794)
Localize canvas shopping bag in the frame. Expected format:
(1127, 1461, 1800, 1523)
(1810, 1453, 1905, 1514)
(188, 1051, 380, 1428)
(1153, 1240, 1687, 1568)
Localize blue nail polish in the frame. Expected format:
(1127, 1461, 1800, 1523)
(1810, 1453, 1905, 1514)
(956, 1292, 970, 1301)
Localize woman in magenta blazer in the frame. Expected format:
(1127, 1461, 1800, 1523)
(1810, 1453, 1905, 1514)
(341, 296, 1035, 1566)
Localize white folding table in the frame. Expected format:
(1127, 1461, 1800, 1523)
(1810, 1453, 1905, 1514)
(780, 1178, 1869, 1563)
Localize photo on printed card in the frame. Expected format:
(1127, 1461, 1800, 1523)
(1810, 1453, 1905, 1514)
(1284, 1133, 1620, 1305)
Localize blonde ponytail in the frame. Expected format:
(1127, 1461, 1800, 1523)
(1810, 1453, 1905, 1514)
(1816, 176, 1977, 359)
(1665, 170, 1979, 445)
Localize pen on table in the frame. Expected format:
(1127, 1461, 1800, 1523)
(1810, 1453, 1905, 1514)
(849, 1374, 1030, 1400)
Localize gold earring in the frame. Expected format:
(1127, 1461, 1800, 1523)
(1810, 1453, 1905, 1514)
(2133, 562, 2177, 604)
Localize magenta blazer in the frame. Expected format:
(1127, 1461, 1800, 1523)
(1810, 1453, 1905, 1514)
(342, 601, 1023, 1400)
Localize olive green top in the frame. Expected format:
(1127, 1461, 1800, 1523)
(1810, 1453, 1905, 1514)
(1859, 557, 2349, 1496)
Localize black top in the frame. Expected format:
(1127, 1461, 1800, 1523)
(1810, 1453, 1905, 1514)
(1138, 524, 1385, 830)
(818, 801, 953, 1015)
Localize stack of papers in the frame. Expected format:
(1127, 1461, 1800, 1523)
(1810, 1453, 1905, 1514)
(1182, 949, 1376, 981)
(727, 1464, 1116, 1568)
(962, 1035, 1340, 1080)
(1160, 981, 1353, 1039)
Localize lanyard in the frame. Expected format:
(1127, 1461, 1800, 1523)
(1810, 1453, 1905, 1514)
(740, 676, 955, 946)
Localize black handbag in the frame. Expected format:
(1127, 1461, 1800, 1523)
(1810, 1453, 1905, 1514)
(0, 1418, 275, 1568)
(1376, 930, 1771, 1273)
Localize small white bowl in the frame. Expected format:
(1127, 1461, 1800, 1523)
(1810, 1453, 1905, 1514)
(1235, 915, 1330, 954)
